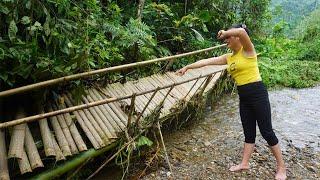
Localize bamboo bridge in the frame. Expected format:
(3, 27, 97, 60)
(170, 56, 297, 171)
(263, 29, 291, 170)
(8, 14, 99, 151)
(0, 44, 228, 179)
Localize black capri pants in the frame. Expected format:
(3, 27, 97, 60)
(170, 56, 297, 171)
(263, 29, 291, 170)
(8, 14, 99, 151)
(237, 81, 278, 146)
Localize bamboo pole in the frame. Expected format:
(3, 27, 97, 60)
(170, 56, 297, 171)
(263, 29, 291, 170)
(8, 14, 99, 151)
(24, 125, 44, 169)
(47, 104, 72, 157)
(86, 91, 123, 131)
(94, 88, 128, 126)
(152, 75, 183, 100)
(18, 149, 32, 174)
(38, 107, 56, 157)
(0, 44, 226, 97)
(8, 109, 26, 159)
(88, 89, 126, 130)
(52, 103, 79, 155)
(0, 129, 9, 180)
(51, 133, 66, 161)
(0, 68, 225, 128)
(130, 79, 159, 110)
(80, 95, 116, 139)
(127, 94, 136, 128)
(63, 94, 103, 149)
(66, 94, 111, 145)
(124, 82, 151, 115)
(135, 88, 159, 126)
(56, 101, 87, 152)
(30, 142, 119, 180)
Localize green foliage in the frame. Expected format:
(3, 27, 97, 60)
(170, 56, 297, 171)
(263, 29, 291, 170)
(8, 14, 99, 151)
(0, 0, 272, 91)
(259, 58, 320, 88)
(270, 0, 320, 33)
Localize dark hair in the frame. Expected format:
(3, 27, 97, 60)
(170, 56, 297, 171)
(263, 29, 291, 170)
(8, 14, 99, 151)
(229, 24, 250, 35)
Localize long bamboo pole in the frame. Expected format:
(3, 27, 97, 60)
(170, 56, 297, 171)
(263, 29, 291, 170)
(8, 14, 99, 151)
(0, 68, 225, 128)
(52, 103, 79, 155)
(56, 101, 87, 152)
(38, 107, 56, 157)
(47, 104, 72, 157)
(24, 125, 44, 169)
(0, 129, 9, 180)
(63, 95, 102, 149)
(0, 44, 226, 97)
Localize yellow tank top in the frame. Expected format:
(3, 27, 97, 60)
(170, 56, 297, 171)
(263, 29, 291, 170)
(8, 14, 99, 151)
(226, 47, 261, 86)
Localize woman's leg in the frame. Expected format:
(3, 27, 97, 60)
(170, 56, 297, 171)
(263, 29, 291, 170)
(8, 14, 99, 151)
(254, 97, 286, 179)
(230, 100, 256, 171)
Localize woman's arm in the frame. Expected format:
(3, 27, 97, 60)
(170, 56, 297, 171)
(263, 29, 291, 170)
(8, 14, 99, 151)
(175, 54, 227, 76)
(218, 28, 255, 56)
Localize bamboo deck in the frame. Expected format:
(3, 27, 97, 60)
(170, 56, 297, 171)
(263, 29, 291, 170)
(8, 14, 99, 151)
(0, 65, 226, 178)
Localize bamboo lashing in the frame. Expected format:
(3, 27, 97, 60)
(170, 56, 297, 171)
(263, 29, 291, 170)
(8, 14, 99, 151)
(0, 67, 226, 129)
(0, 44, 226, 97)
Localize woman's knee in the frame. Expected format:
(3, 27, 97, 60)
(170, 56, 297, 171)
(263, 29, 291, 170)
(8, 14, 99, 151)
(261, 131, 278, 146)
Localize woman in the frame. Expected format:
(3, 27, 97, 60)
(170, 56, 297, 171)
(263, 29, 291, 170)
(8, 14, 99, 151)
(175, 24, 287, 180)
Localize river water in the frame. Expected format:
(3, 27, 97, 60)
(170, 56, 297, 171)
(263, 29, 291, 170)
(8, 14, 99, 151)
(97, 86, 320, 179)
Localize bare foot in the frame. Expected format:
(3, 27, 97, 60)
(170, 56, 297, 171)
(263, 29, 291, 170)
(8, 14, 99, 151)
(229, 164, 249, 172)
(275, 166, 287, 180)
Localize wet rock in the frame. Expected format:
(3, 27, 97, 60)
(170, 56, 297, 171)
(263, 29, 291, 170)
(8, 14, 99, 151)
(203, 141, 212, 147)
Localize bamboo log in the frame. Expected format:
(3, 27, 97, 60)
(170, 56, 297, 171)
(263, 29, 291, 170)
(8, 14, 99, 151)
(52, 103, 79, 154)
(111, 83, 146, 114)
(56, 101, 87, 152)
(8, 109, 26, 159)
(164, 73, 190, 97)
(94, 88, 128, 126)
(30, 142, 119, 180)
(47, 104, 72, 157)
(124, 81, 151, 109)
(88, 89, 126, 131)
(0, 44, 226, 97)
(38, 107, 56, 157)
(24, 125, 44, 169)
(152, 75, 183, 100)
(18, 150, 32, 174)
(80, 95, 116, 139)
(132, 78, 159, 109)
(154, 74, 185, 99)
(0, 129, 9, 180)
(145, 77, 175, 113)
(51, 134, 66, 161)
(63, 94, 102, 149)
(0, 68, 225, 129)
(85, 92, 122, 132)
